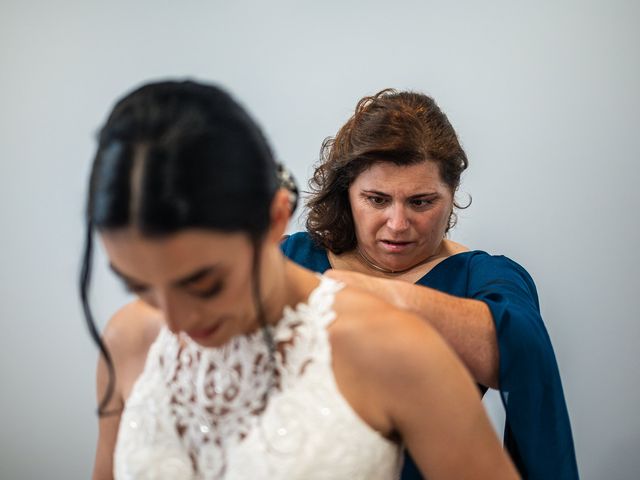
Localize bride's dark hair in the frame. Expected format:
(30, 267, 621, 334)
(80, 80, 281, 415)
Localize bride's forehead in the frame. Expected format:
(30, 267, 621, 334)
(101, 229, 255, 282)
(101, 227, 249, 244)
(101, 228, 253, 265)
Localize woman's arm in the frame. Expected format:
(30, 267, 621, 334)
(93, 353, 122, 480)
(91, 301, 162, 480)
(326, 269, 499, 388)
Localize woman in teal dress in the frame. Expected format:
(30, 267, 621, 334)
(281, 89, 578, 480)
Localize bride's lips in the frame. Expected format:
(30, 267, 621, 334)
(379, 240, 414, 253)
(186, 323, 221, 341)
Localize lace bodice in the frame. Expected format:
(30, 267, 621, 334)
(114, 276, 402, 479)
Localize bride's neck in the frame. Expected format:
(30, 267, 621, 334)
(260, 252, 319, 326)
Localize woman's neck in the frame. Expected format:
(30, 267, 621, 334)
(260, 252, 321, 327)
(328, 239, 468, 284)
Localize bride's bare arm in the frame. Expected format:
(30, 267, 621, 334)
(92, 301, 162, 480)
(92, 320, 125, 480)
(93, 353, 122, 480)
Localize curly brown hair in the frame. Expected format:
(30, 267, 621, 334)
(306, 88, 469, 254)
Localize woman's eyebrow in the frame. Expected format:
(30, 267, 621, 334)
(407, 192, 439, 200)
(361, 189, 439, 199)
(108, 264, 219, 287)
(361, 189, 391, 197)
(174, 266, 218, 287)
(109, 263, 143, 286)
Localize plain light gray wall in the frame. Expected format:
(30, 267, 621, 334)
(1, 1, 638, 478)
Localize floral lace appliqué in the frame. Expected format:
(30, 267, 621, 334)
(114, 276, 401, 480)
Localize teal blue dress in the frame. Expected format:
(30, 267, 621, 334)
(281, 231, 578, 480)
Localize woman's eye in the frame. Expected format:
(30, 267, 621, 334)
(125, 283, 147, 295)
(192, 282, 224, 299)
(367, 196, 388, 207)
(411, 199, 433, 208)
(124, 284, 159, 308)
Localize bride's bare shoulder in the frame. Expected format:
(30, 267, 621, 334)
(327, 285, 470, 435)
(329, 286, 448, 372)
(102, 299, 163, 359)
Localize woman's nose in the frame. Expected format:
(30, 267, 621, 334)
(157, 291, 196, 334)
(386, 204, 410, 232)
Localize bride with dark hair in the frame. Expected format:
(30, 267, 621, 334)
(82, 80, 518, 479)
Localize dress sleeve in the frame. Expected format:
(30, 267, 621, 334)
(467, 254, 579, 480)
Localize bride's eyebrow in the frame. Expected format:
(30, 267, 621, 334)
(174, 267, 219, 287)
(109, 264, 144, 287)
(109, 263, 220, 288)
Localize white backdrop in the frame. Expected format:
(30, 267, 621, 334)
(1, 1, 639, 478)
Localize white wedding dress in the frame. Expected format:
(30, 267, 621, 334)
(114, 276, 402, 479)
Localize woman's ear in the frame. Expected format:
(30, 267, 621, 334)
(267, 188, 292, 244)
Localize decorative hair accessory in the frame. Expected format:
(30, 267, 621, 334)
(277, 164, 299, 213)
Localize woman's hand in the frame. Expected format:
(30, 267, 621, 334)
(325, 268, 499, 388)
(324, 269, 408, 309)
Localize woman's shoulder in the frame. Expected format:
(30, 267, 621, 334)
(430, 249, 539, 305)
(466, 250, 537, 287)
(102, 300, 164, 365)
(280, 231, 316, 252)
(281, 231, 331, 272)
(436, 246, 535, 280)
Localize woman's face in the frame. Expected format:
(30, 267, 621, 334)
(101, 228, 263, 348)
(348, 161, 454, 272)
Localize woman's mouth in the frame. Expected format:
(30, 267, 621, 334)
(186, 323, 221, 341)
(380, 240, 413, 253)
